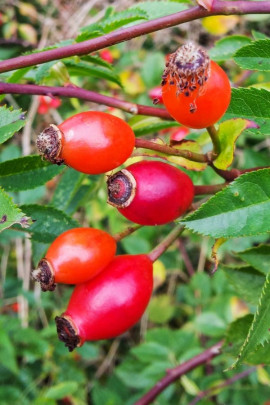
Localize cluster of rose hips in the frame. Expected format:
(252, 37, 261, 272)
(33, 43, 231, 352)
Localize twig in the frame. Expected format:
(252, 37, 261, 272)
(95, 339, 120, 379)
(114, 224, 142, 242)
(194, 183, 227, 195)
(178, 239, 195, 277)
(134, 341, 223, 405)
(135, 139, 209, 163)
(0, 82, 171, 119)
(0, 2, 270, 73)
(211, 165, 270, 181)
(188, 367, 256, 405)
(148, 225, 184, 262)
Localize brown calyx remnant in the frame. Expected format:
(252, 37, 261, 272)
(31, 259, 56, 292)
(36, 124, 64, 165)
(55, 315, 81, 352)
(107, 169, 137, 209)
(161, 42, 210, 112)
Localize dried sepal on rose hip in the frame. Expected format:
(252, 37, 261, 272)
(55, 254, 153, 351)
(31, 228, 116, 291)
(36, 111, 135, 174)
(161, 42, 231, 129)
(107, 160, 194, 226)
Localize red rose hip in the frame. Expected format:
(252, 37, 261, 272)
(162, 43, 231, 129)
(107, 160, 194, 225)
(36, 111, 135, 174)
(55, 254, 153, 351)
(32, 228, 116, 291)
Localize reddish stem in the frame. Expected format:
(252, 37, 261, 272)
(135, 138, 209, 163)
(0, 2, 269, 73)
(211, 165, 270, 181)
(113, 224, 142, 242)
(194, 183, 227, 195)
(0, 82, 171, 119)
(189, 367, 256, 405)
(134, 341, 223, 405)
(148, 225, 184, 262)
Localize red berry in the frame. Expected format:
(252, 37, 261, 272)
(55, 254, 153, 350)
(38, 95, 61, 115)
(36, 111, 135, 174)
(162, 43, 231, 129)
(107, 160, 194, 225)
(32, 228, 116, 291)
(170, 126, 190, 143)
(100, 49, 114, 64)
(148, 86, 163, 105)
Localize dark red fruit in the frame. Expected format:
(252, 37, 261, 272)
(55, 254, 153, 351)
(107, 160, 194, 225)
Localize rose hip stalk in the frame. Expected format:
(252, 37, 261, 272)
(161, 42, 231, 129)
(32, 228, 116, 291)
(36, 111, 135, 174)
(55, 225, 183, 351)
(107, 160, 194, 225)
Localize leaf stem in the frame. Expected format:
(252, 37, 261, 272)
(0, 2, 269, 73)
(135, 138, 209, 163)
(134, 341, 223, 405)
(194, 183, 227, 195)
(0, 82, 171, 120)
(148, 224, 184, 262)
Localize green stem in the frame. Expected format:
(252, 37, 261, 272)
(113, 224, 142, 242)
(207, 125, 219, 156)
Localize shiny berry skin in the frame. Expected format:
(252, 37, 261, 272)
(32, 228, 116, 291)
(36, 111, 135, 174)
(55, 254, 153, 351)
(162, 43, 231, 129)
(38, 95, 61, 115)
(107, 160, 194, 225)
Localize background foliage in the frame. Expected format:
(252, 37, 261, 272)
(0, 0, 270, 404)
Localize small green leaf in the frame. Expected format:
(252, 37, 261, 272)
(252, 30, 269, 40)
(234, 39, 270, 71)
(236, 244, 270, 275)
(51, 168, 84, 211)
(194, 312, 226, 337)
(148, 294, 175, 324)
(129, 115, 179, 136)
(0, 105, 26, 144)
(210, 35, 252, 62)
(182, 169, 270, 238)
(222, 265, 265, 305)
(19, 204, 78, 242)
(214, 119, 257, 170)
(44, 382, 78, 400)
(0, 329, 18, 374)
(0, 188, 30, 232)
(64, 59, 122, 86)
(0, 155, 64, 191)
(231, 272, 270, 368)
(130, 1, 188, 19)
(225, 88, 270, 135)
(81, 55, 113, 69)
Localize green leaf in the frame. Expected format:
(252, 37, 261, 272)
(35, 61, 56, 83)
(141, 52, 165, 88)
(0, 105, 26, 144)
(209, 36, 252, 62)
(51, 168, 84, 212)
(18, 204, 78, 242)
(81, 55, 113, 69)
(44, 382, 78, 400)
(234, 39, 270, 71)
(131, 341, 171, 363)
(236, 244, 270, 275)
(214, 119, 257, 170)
(252, 30, 269, 41)
(0, 188, 30, 232)
(128, 115, 179, 136)
(226, 87, 270, 135)
(0, 155, 64, 191)
(77, 8, 148, 42)
(0, 329, 18, 374)
(148, 294, 175, 323)
(64, 60, 122, 86)
(182, 169, 270, 238)
(130, 1, 188, 19)
(194, 312, 226, 337)
(231, 272, 270, 368)
(222, 265, 265, 305)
